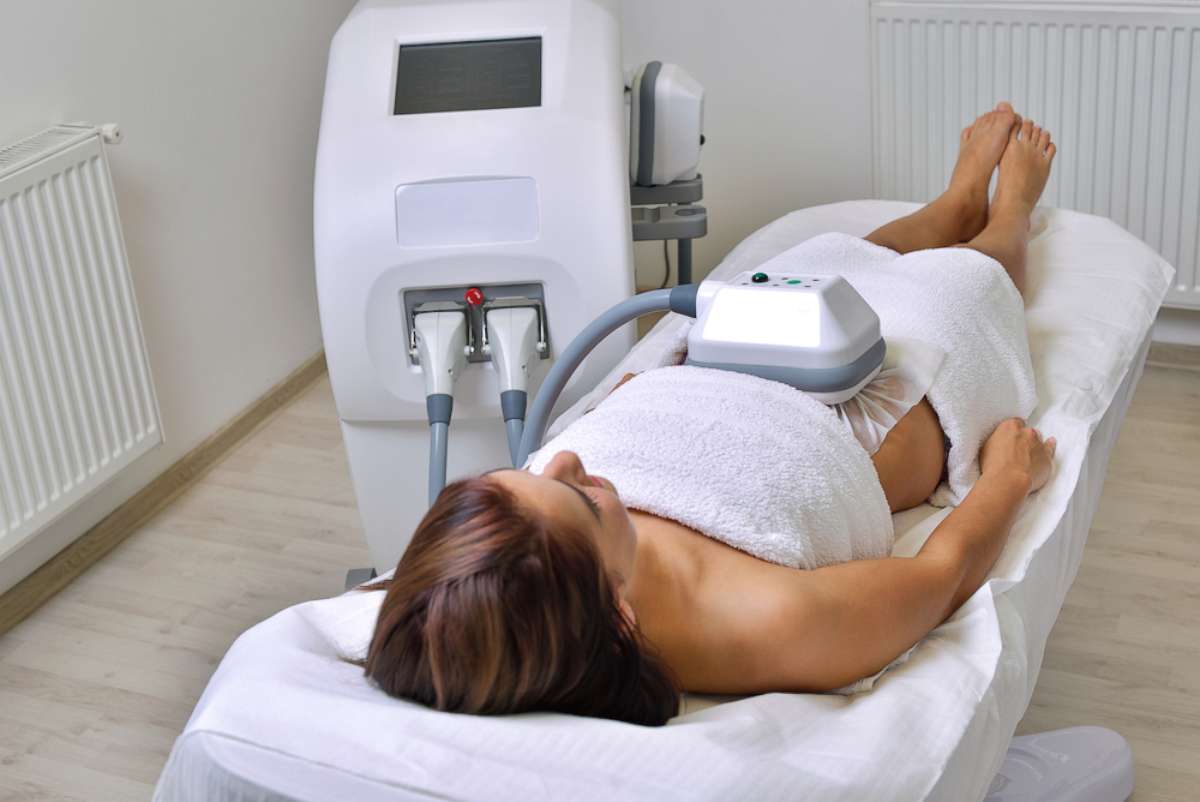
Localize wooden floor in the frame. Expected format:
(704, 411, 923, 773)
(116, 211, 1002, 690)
(0, 362, 1197, 801)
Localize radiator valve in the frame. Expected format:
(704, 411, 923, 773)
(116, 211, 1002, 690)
(100, 123, 123, 145)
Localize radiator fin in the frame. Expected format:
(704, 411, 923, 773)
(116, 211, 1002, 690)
(872, 3, 1200, 309)
(0, 127, 161, 554)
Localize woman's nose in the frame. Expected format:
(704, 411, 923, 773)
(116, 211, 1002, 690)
(543, 450, 585, 480)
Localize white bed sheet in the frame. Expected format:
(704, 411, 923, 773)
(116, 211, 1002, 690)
(153, 201, 1173, 802)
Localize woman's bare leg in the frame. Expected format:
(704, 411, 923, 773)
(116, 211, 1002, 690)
(956, 118, 1056, 297)
(872, 398, 946, 513)
(865, 102, 1018, 254)
(865, 112, 1057, 511)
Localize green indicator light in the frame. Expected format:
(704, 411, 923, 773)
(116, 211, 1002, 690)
(787, 279, 802, 285)
(751, 272, 769, 283)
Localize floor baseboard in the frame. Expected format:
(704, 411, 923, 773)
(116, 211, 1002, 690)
(0, 352, 328, 637)
(1148, 340, 1200, 372)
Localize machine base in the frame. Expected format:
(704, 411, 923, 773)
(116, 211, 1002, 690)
(985, 727, 1134, 802)
(344, 567, 378, 591)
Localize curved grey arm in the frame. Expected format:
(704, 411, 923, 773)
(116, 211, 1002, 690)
(515, 284, 699, 467)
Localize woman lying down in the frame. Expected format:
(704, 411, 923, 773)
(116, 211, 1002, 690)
(365, 104, 1059, 726)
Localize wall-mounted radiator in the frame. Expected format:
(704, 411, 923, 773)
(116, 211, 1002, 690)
(871, 1, 1200, 310)
(0, 124, 162, 560)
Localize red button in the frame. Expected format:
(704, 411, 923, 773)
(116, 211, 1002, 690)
(464, 287, 484, 306)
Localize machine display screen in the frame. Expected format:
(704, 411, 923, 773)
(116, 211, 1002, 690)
(394, 37, 542, 115)
(701, 289, 821, 348)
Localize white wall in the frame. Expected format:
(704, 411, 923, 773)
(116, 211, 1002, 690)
(0, 0, 357, 594)
(619, 0, 874, 287)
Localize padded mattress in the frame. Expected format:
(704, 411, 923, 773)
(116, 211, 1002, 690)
(153, 201, 1173, 802)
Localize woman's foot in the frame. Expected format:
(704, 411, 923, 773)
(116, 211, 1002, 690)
(990, 118, 1056, 227)
(862, 102, 1019, 254)
(939, 101, 1019, 240)
(956, 118, 1056, 297)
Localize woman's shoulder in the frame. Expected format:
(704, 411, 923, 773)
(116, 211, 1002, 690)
(628, 507, 833, 693)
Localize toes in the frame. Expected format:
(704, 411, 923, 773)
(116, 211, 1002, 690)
(984, 110, 1009, 128)
(1037, 128, 1051, 152)
(1005, 113, 1022, 138)
(992, 101, 1018, 128)
(1031, 125, 1043, 146)
(1018, 118, 1035, 142)
(1045, 142, 1057, 160)
(961, 125, 973, 143)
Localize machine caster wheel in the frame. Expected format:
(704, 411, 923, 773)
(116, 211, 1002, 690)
(986, 726, 1133, 802)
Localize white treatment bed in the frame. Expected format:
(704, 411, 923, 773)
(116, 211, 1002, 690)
(153, 201, 1173, 802)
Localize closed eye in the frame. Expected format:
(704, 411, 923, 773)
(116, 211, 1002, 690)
(556, 479, 602, 522)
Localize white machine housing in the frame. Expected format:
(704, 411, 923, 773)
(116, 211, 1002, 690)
(628, 61, 705, 186)
(315, 0, 635, 571)
(686, 272, 885, 404)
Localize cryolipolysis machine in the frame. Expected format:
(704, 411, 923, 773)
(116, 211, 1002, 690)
(314, 0, 707, 572)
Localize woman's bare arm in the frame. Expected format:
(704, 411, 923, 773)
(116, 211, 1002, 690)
(740, 418, 1056, 692)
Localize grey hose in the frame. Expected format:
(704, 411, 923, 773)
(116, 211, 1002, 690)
(427, 422, 448, 505)
(515, 284, 700, 467)
(426, 393, 453, 505)
(499, 389, 527, 466)
(504, 418, 524, 466)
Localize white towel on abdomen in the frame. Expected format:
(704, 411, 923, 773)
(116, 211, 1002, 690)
(756, 233, 1039, 506)
(529, 365, 893, 570)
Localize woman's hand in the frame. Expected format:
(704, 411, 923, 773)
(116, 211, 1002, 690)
(979, 417, 1056, 494)
(609, 373, 638, 395)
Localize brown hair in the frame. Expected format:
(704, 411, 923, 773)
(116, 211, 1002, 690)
(363, 476, 679, 726)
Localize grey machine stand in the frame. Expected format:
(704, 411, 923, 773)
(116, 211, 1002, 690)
(627, 59, 708, 285)
(630, 176, 708, 286)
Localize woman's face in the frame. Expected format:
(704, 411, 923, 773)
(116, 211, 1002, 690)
(489, 451, 638, 593)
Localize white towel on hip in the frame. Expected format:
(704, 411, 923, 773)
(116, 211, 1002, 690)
(755, 233, 1038, 506)
(561, 329, 946, 459)
(529, 365, 894, 570)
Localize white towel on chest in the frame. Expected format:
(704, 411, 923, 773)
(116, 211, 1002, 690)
(529, 365, 894, 570)
(756, 233, 1038, 506)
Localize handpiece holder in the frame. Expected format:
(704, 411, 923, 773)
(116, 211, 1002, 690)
(414, 307, 469, 504)
(414, 306, 469, 397)
(486, 306, 541, 397)
(487, 305, 541, 464)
